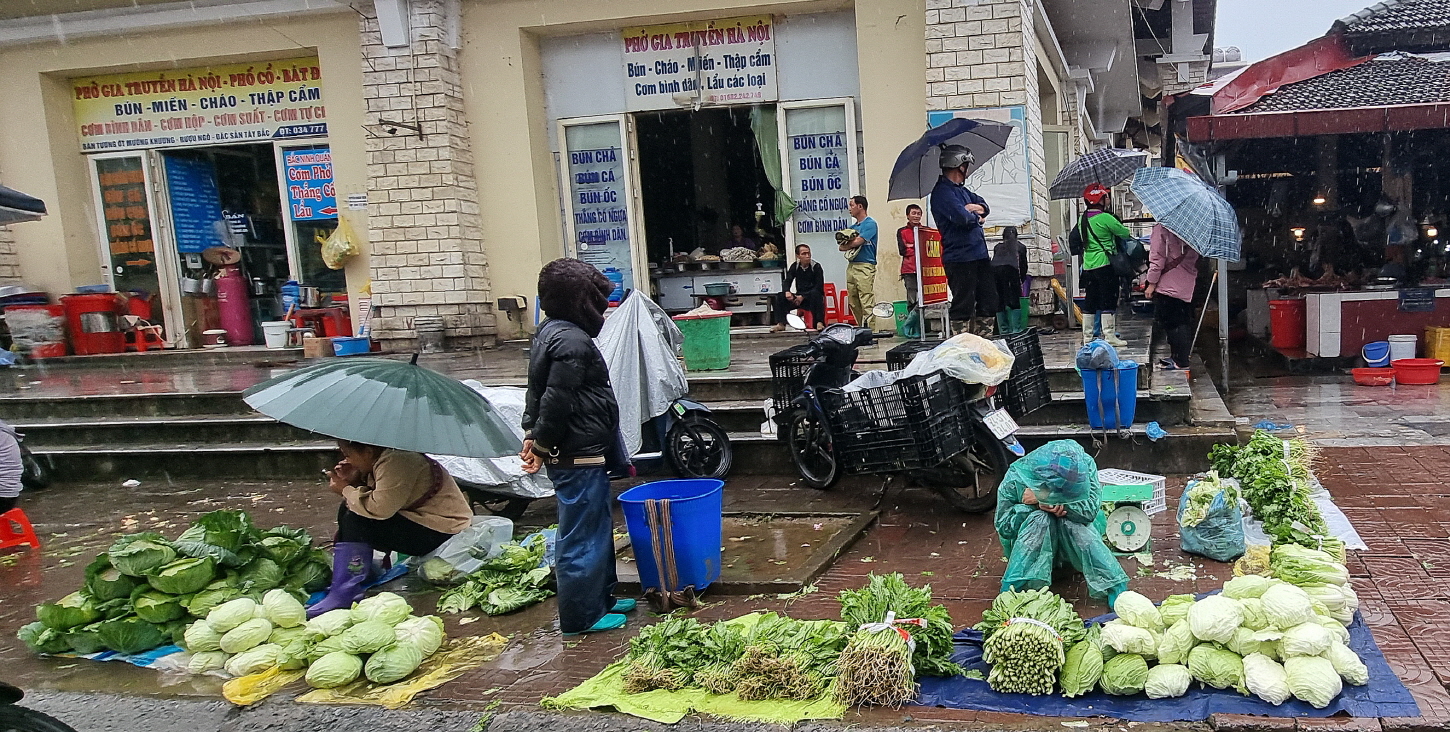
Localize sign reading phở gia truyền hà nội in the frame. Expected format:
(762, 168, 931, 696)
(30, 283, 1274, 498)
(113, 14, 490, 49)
(621, 16, 777, 112)
(71, 57, 326, 152)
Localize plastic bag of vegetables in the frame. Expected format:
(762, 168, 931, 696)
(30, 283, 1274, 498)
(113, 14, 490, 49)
(1177, 472, 1246, 562)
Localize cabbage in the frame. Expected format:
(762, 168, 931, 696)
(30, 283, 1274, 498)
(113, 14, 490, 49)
(1159, 595, 1196, 627)
(18, 621, 71, 654)
(207, 598, 260, 633)
(258, 535, 308, 567)
(339, 620, 397, 655)
(1284, 655, 1342, 708)
(1237, 598, 1269, 631)
(350, 592, 411, 626)
(261, 589, 307, 629)
(37, 592, 102, 630)
(177, 510, 256, 558)
(1311, 617, 1349, 647)
(277, 635, 319, 670)
(1340, 584, 1360, 612)
(220, 617, 274, 654)
(1145, 663, 1192, 699)
(306, 609, 354, 637)
(1272, 544, 1349, 587)
(1228, 626, 1266, 657)
(285, 550, 333, 594)
(394, 616, 445, 658)
(1060, 637, 1104, 698)
(364, 642, 425, 684)
(1188, 644, 1245, 692)
(1301, 584, 1347, 614)
(187, 579, 245, 618)
(1323, 642, 1368, 686)
(308, 634, 348, 661)
(1101, 620, 1158, 657)
(95, 616, 167, 653)
(1113, 591, 1164, 631)
(1243, 652, 1291, 704)
(238, 558, 285, 593)
(1157, 620, 1196, 665)
(108, 533, 177, 577)
(306, 651, 364, 688)
(1261, 584, 1316, 629)
(85, 555, 141, 602)
(183, 620, 224, 652)
(1188, 595, 1243, 643)
(1223, 575, 1279, 599)
(268, 625, 312, 648)
(64, 624, 106, 654)
(225, 643, 282, 677)
(147, 557, 217, 596)
(421, 557, 462, 585)
(133, 591, 186, 624)
(1280, 622, 1333, 658)
(1099, 653, 1149, 695)
(188, 650, 229, 674)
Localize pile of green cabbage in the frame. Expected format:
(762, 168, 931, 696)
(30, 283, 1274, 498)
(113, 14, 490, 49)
(179, 591, 448, 687)
(18, 511, 331, 657)
(1057, 564, 1368, 708)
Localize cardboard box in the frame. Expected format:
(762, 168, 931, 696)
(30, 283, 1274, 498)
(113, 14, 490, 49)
(303, 334, 335, 359)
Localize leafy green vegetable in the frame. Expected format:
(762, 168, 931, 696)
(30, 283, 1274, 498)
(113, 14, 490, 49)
(37, 592, 102, 630)
(1187, 595, 1242, 643)
(85, 555, 141, 602)
(283, 549, 332, 595)
(1243, 652, 1291, 704)
(307, 651, 363, 688)
(147, 557, 217, 595)
(1158, 620, 1196, 665)
(1059, 628, 1104, 698)
(1284, 655, 1341, 708)
(238, 557, 285, 594)
(1100, 653, 1149, 695)
(436, 536, 554, 616)
(186, 578, 245, 618)
(206, 598, 260, 633)
(261, 588, 307, 629)
(1261, 584, 1316, 629)
(188, 651, 229, 674)
(1187, 644, 1246, 693)
(1271, 544, 1349, 587)
(1112, 591, 1164, 631)
(1159, 595, 1196, 627)
(306, 609, 354, 637)
(133, 591, 186, 624)
(364, 642, 425, 684)
(350, 592, 412, 625)
(1223, 575, 1279, 600)
(18, 621, 71, 654)
(1145, 663, 1191, 699)
(838, 572, 961, 677)
(108, 533, 177, 577)
(225, 643, 282, 677)
(1181, 471, 1238, 528)
(394, 616, 446, 658)
(1214, 432, 1330, 551)
(95, 616, 168, 654)
(220, 617, 274, 654)
(64, 623, 106, 654)
(183, 619, 224, 652)
(339, 620, 396, 655)
(1324, 641, 1368, 686)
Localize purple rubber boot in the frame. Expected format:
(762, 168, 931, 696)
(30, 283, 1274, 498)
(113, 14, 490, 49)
(306, 542, 371, 619)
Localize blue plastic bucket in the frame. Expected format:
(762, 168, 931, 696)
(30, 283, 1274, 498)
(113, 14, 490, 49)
(618, 479, 724, 593)
(1362, 341, 1391, 367)
(1082, 363, 1140, 429)
(331, 336, 371, 356)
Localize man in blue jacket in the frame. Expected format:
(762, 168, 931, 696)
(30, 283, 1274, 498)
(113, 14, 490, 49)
(929, 144, 995, 336)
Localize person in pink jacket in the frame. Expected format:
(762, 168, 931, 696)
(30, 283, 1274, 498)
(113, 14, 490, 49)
(1143, 224, 1200, 370)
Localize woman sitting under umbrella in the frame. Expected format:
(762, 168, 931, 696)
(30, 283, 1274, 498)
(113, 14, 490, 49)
(308, 441, 473, 616)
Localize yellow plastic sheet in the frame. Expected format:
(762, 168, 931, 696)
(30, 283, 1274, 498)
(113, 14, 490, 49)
(296, 634, 509, 709)
(224, 667, 306, 706)
(544, 661, 846, 725)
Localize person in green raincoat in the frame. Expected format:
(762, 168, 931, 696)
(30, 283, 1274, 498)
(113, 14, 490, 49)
(994, 440, 1130, 604)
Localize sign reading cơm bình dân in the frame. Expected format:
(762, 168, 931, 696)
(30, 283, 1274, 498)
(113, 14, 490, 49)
(621, 15, 777, 112)
(71, 57, 327, 152)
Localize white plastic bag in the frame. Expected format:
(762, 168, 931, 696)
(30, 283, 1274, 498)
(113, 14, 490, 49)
(430, 384, 554, 499)
(595, 292, 689, 455)
(421, 515, 514, 576)
(902, 332, 1015, 386)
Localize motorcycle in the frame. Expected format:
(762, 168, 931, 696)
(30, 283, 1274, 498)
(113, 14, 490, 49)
(774, 323, 1020, 513)
(629, 398, 731, 479)
(0, 681, 76, 732)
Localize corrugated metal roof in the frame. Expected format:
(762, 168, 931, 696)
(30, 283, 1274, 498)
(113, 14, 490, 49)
(1235, 54, 1450, 113)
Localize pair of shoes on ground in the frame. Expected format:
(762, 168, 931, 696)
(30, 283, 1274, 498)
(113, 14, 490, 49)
(562, 597, 639, 635)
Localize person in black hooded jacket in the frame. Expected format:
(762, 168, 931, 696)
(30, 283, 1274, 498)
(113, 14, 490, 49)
(520, 258, 633, 634)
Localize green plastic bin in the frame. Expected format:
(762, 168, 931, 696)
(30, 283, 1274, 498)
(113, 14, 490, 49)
(672, 310, 732, 371)
(892, 300, 910, 335)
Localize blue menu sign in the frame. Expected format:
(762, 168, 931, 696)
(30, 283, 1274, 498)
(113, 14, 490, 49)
(283, 147, 337, 220)
(163, 155, 225, 254)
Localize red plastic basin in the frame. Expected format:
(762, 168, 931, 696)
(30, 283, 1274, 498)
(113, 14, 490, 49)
(1351, 367, 1395, 386)
(1391, 358, 1444, 385)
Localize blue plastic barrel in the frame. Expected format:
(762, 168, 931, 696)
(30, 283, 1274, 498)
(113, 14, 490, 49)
(1082, 363, 1140, 429)
(1362, 340, 1391, 367)
(618, 479, 724, 592)
(602, 267, 625, 304)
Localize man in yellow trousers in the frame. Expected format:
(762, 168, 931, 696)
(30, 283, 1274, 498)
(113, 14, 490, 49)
(839, 195, 878, 331)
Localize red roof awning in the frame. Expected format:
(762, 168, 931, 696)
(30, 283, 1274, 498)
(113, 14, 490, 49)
(1187, 102, 1450, 141)
(1210, 33, 1369, 115)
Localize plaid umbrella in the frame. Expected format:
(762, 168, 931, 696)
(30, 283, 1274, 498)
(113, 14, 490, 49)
(1049, 148, 1148, 200)
(1130, 166, 1241, 262)
(888, 117, 1014, 200)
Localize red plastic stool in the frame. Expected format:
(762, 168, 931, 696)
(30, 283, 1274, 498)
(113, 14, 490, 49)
(796, 310, 815, 328)
(0, 507, 40, 550)
(837, 289, 857, 325)
(823, 283, 841, 324)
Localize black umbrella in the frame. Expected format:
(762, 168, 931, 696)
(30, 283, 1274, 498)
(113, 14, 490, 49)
(887, 117, 1014, 200)
(0, 186, 46, 225)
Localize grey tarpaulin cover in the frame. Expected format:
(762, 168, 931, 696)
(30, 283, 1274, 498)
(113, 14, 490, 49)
(431, 383, 554, 499)
(595, 291, 689, 455)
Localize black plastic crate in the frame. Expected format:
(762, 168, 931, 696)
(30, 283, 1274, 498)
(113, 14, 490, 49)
(769, 343, 820, 413)
(992, 328, 1052, 418)
(820, 371, 972, 474)
(885, 339, 942, 372)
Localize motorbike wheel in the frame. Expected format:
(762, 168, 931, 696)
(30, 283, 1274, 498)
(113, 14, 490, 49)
(919, 422, 1015, 513)
(20, 446, 49, 491)
(0, 705, 80, 732)
(666, 415, 732, 480)
(459, 485, 533, 521)
(788, 410, 839, 490)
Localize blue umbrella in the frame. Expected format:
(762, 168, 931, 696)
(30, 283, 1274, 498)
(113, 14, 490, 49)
(1130, 167, 1242, 261)
(888, 118, 1014, 201)
(1049, 148, 1148, 200)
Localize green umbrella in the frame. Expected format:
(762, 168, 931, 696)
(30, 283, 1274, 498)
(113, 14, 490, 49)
(242, 357, 522, 458)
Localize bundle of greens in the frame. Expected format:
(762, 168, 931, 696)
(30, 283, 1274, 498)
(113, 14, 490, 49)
(730, 613, 848, 701)
(19, 511, 330, 658)
(974, 588, 1085, 696)
(838, 573, 961, 677)
(623, 616, 711, 693)
(435, 534, 553, 615)
(834, 624, 917, 707)
(1208, 432, 1330, 551)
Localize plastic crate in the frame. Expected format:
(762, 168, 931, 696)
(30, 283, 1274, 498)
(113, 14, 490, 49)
(1097, 468, 1168, 515)
(885, 339, 942, 371)
(820, 370, 973, 475)
(769, 343, 820, 413)
(993, 328, 1052, 418)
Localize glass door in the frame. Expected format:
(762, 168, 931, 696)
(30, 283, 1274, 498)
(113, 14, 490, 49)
(777, 99, 858, 291)
(557, 115, 644, 299)
(87, 152, 182, 342)
(275, 142, 343, 296)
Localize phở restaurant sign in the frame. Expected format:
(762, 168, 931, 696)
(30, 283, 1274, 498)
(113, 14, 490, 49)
(621, 15, 777, 112)
(71, 57, 327, 152)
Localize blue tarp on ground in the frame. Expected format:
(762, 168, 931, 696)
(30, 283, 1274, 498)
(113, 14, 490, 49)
(915, 612, 1419, 722)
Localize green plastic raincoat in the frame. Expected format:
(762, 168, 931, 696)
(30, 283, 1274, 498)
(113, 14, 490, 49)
(994, 440, 1130, 600)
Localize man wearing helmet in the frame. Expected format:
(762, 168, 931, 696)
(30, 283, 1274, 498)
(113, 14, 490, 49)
(1076, 183, 1132, 347)
(930, 144, 995, 336)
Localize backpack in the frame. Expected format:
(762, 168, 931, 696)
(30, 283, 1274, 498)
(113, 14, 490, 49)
(1067, 213, 1087, 256)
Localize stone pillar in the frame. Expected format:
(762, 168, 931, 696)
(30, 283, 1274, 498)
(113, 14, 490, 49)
(358, 0, 495, 349)
(0, 227, 20, 282)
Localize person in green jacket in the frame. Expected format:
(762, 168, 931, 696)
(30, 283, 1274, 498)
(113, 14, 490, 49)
(1077, 184, 1132, 346)
(994, 439, 1130, 605)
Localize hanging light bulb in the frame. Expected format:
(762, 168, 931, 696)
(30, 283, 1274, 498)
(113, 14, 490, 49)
(1290, 227, 1306, 241)
(1312, 195, 1327, 205)
(1429, 226, 1440, 238)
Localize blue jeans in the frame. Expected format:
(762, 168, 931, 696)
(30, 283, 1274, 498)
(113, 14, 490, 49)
(547, 465, 616, 633)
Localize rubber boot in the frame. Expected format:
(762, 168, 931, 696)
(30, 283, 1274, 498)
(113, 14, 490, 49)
(1081, 313, 1096, 345)
(306, 542, 371, 618)
(1100, 313, 1127, 347)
